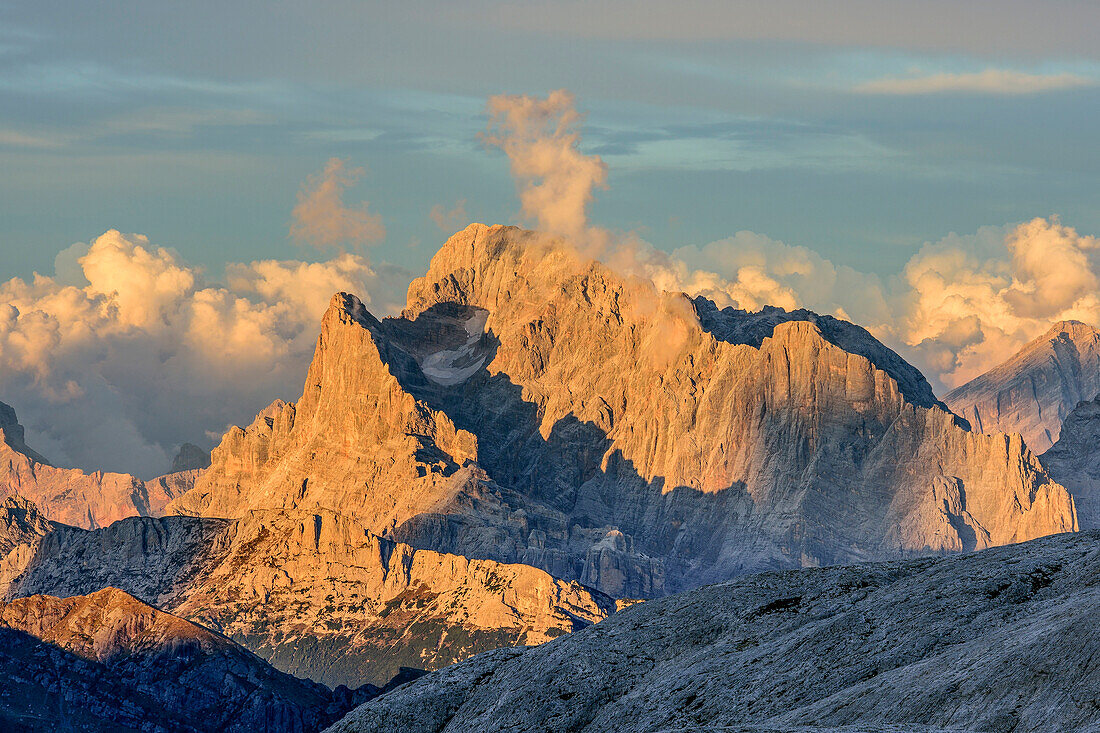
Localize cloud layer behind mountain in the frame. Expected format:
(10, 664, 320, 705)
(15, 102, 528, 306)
(4, 90, 1100, 475)
(0, 230, 409, 477)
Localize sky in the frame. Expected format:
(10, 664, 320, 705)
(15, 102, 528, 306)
(1, 1, 1099, 475)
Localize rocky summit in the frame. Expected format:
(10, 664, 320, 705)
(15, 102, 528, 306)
(946, 320, 1100, 453)
(328, 530, 1100, 733)
(171, 224, 1074, 598)
(0, 587, 370, 732)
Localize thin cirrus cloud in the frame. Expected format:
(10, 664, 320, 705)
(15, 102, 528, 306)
(854, 68, 1096, 95)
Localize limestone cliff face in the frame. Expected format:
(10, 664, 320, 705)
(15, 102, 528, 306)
(401, 225, 1076, 587)
(0, 587, 362, 732)
(171, 224, 1077, 597)
(168, 294, 478, 532)
(1042, 396, 1100, 530)
(946, 320, 1100, 453)
(0, 401, 196, 529)
(2, 510, 614, 687)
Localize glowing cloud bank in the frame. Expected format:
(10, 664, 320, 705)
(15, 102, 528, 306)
(0, 230, 409, 477)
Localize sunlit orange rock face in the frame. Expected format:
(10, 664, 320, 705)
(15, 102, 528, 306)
(169, 224, 1077, 598)
(0, 401, 195, 529)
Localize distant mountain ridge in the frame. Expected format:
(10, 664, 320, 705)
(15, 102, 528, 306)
(0, 401, 197, 529)
(946, 320, 1100, 452)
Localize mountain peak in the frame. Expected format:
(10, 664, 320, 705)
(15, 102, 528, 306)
(691, 297, 944, 410)
(1044, 319, 1100, 341)
(946, 319, 1100, 452)
(0, 401, 52, 466)
(326, 291, 381, 330)
(170, 442, 211, 473)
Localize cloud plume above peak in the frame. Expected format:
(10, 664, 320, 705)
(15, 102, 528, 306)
(475, 90, 1100, 395)
(483, 90, 607, 240)
(0, 230, 410, 477)
(291, 158, 386, 251)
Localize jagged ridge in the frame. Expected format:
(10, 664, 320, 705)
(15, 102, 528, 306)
(169, 224, 1077, 598)
(0, 401, 196, 529)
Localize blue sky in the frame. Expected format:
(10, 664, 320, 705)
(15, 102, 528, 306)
(4, 1, 1100, 475)
(2, 0, 1099, 281)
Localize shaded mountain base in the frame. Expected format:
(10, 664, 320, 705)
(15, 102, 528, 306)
(0, 588, 378, 733)
(329, 530, 1100, 733)
(2, 511, 614, 688)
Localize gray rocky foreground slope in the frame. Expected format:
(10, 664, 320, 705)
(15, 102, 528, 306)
(329, 530, 1100, 733)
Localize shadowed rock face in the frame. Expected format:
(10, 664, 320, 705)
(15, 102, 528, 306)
(0, 587, 367, 733)
(1, 510, 614, 688)
(172, 442, 212, 473)
(169, 224, 1076, 598)
(1043, 395, 1100, 529)
(0, 495, 55, 556)
(327, 531, 1100, 733)
(946, 320, 1100, 453)
(0, 401, 197, 529)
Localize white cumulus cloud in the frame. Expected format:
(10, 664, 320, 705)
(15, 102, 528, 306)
(0, 230, 410, 477)
(894, 217, 1100, 388)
